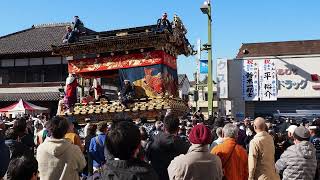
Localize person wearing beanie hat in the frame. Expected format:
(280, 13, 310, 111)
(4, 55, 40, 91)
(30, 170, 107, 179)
(168, 124, 223, 180)
(276, 126, 317, 180)
(211, 123, 249, 180)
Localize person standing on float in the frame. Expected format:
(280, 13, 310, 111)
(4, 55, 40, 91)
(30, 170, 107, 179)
(65, 74, 78, 113)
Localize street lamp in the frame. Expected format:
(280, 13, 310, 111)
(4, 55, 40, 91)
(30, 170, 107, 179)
(200, 0, 213, 118)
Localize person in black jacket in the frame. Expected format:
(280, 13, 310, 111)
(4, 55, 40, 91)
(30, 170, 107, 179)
(119, 80, 135, 108)
(156, 13, 172, 33)
(0, 129, 10, 179)
(5, 128, 33, 159)
(101, 121, 158, 180)
(72, 16, 85, 34)
(83, 123, 97, 177)
(12, 117, 35, 153)
(146, 115, 190, 180)
(62, 26, 77, 43)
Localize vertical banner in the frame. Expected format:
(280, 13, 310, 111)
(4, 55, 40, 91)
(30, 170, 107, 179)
(199, 60, 208, 74)
(260, 59, 277, 101)
(217, 58, 228, 98)
(242, 59, 259, 101)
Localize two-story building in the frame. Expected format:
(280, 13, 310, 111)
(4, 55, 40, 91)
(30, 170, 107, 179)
(0, 23, 77, 115)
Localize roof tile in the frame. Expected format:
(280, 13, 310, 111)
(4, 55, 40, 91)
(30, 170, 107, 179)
(237, 40, 320, 58)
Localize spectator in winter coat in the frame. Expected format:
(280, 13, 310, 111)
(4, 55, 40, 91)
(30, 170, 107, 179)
(248, 117, 280, 180)
(210, 127, 224, 150)
(13, 117, 35, 152)
(276, 126, 317, 180)
(309, 125, 320, 180)
(211, 123, 248, 180)
(101, 121, 158, 180)
(5, 128, 33, 159)
(37, 116, 86, 180)
(168, 124, 223, 180)
(146, 115, 190, 180)
(0, 129, 10, 179)
(6, 155, 38, 180)
(64, 118, 83, 151)
(83, 123, 97, 177)
(89, 121, 107, 170)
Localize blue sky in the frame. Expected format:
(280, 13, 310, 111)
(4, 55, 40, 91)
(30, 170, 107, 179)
(1, 0, 320, 81)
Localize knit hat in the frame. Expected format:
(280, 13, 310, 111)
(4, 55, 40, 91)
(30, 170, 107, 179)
(188, 124, 212, 145)
(293, 126, 310, 140)
(286, 125, 297, 134)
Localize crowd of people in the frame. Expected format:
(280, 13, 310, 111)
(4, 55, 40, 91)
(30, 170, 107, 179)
(0, 113, 319, 180)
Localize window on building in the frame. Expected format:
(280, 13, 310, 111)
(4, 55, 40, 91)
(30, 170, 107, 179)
(44, 65, 60, 82)
(204, 92, 216, 101)
(26, 68, 42, 82)
(9, 70, 25, 83)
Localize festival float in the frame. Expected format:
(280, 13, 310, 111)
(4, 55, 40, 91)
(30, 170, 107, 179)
(52, 15, 192, 122)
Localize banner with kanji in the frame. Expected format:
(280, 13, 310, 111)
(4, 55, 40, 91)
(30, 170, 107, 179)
(259, 59, 277, 101)
(242, 59, 259, 101)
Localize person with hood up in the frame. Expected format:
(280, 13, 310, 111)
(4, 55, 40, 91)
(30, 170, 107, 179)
(168, 124, 223, 180)
(146, 115, 190, 180)
(36, 116, 86, 180)
(275, 126, 317, 180)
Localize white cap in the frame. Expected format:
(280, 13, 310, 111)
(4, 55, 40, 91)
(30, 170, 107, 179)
(286, 125, 298, 134)
(308, 126, 318, 130)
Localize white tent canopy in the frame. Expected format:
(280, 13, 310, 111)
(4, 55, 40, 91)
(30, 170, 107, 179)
(0, 99, 48, 118)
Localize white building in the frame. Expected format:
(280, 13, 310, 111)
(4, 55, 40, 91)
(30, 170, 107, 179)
(227, 40, 320, 120)
(178, 74, 191, 101)
(189, 78, 218, 119)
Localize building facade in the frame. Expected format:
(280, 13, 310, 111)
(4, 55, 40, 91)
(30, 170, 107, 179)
(228, 40, 320, 120)
(0, 23, 72, 116)
(178, 74, 190, 101)
(189, 79, 218, 119)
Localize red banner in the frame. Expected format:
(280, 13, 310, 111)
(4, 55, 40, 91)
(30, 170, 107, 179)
(68, 50, 177, 74)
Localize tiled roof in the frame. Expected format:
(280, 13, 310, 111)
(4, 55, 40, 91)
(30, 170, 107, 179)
(237, 39, 320, 58)
(0, 92, 60, 102)
(0, 23, 94, 57)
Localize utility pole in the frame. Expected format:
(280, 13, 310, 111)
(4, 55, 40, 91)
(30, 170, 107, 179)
(201, 0, 213, 117)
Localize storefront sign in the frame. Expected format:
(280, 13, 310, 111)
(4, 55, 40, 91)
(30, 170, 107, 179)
(217, 58, 228, 98)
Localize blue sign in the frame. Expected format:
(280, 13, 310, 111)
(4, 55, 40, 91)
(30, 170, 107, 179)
(200, 60, 208, 74)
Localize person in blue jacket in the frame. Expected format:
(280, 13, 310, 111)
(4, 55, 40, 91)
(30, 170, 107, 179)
(89, 121, 108, 171)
